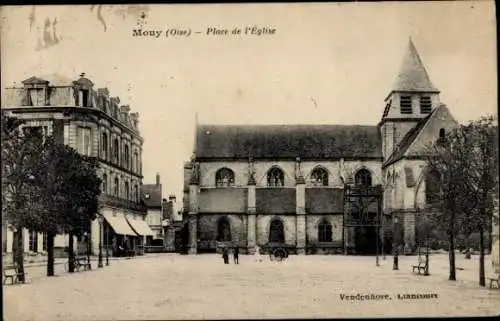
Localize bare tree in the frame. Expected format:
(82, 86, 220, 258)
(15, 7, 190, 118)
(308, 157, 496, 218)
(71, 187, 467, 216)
(424, 115, 498, 284)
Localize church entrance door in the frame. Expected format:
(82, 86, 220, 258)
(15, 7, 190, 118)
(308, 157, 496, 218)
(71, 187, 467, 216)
(354, 226, 377, 255)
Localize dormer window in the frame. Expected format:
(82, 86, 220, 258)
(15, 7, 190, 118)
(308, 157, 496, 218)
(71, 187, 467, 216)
(21, 77, 49, 106)
(27, 88, 46, 106)
(400, 96, 412, 114)
(420, 96, 432, 114)
(78, 89, 89, 107)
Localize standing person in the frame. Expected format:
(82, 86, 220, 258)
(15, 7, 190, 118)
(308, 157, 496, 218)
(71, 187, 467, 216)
(233, 246, 239, 264)
(222, 247, 229, 264)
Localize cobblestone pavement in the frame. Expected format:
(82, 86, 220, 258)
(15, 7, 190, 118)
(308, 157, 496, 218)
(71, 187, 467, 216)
(3, 253, 500, 320)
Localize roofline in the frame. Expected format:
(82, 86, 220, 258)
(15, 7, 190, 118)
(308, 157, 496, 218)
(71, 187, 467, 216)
(398, 107, 442, 162)
(3, 106, 144, 141)
(195, 156, 384, 162)
(384, 89, 441, 102)
(382, 155, 429, 168)
(378, 117, 423, 127)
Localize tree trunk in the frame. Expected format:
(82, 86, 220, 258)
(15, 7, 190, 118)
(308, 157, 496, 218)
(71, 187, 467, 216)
(487, 219, 492, 253)
(13, 229, 25, 282)
(479, 227, 486, 287)
(465, 237, 471, 259)
(46, 231, 55, 276)
(68, 232, 75, 273)
(448, 230, 456, 281)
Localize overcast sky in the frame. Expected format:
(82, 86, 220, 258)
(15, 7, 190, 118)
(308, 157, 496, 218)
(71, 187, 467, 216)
(1, 2, 497, 202)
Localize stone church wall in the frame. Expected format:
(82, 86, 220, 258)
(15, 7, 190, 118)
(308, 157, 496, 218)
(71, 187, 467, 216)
(255, 214, 296, 246)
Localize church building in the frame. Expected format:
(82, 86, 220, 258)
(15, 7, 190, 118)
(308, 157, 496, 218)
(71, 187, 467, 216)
(182, 39, 459, 255)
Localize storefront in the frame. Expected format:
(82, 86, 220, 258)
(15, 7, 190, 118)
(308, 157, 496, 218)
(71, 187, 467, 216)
(126, 216, 155, 255)
(102, 211, 139, 257)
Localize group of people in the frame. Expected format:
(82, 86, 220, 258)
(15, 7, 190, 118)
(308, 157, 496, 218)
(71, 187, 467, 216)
(221, 245, 270, 264)
(221, 246, 239, 264)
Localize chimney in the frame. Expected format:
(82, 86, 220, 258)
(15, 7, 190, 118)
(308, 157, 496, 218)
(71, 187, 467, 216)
(130, 112, 139, 127)
(97, 88, 110, 97)
(120, 105, 131, 113)
(156, 172, 160, 186)
(110, 96, 120, 106)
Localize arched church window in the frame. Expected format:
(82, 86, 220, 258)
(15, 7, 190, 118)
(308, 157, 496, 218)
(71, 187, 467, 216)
(318, 220, 333, 242)
(269, 218, 285, 243)
(215, 168, 235, 188)
(216, 217, 231, 242)
(425, 169, 441, 205)
(355, 169, 372, 186)
(267, 167, 284, 187)
(310, 167, 329, 187)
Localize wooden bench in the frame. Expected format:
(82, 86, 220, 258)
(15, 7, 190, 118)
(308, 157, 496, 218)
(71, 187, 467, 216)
(412, 256, 428, 275)
(77, 257, 92, 271)
(3, 265, 27, 285)
(488, 274, 499, 289)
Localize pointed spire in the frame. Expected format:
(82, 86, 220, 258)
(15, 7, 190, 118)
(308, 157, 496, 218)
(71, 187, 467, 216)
(391, 38, 439, 93)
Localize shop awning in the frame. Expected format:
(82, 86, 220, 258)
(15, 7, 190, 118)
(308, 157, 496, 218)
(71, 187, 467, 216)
(126, 217, 155, 236)
(102, 212, 138, 236)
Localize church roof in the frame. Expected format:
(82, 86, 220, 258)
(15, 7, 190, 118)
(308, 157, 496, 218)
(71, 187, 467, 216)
(195, 124, 382, 160)
(382, 108, 436, 168)
(391, 38, 439, 93)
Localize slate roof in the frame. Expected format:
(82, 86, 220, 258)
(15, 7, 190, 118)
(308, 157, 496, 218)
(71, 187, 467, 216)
(141, 184, 162, 208)
(22, 76, 50, 85)
(382, 111, 434, 168)
(391, 38, 439, 93)
(195, 124, 382, 160)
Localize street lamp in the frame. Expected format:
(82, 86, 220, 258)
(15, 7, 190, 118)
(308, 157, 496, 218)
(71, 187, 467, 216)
(84, 231, 91, 270)
(98, 215, 104, 268)
(393, 216, 399, 270)
(424, 237, 430, 276)
(105, 220, 109, 266)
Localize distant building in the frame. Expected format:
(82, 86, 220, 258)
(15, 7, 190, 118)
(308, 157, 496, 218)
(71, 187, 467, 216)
(163, 194, 183, 252)
(182, 39, 462, 255)
(2, 73, 151, 258)
(142, 173, 164, 245)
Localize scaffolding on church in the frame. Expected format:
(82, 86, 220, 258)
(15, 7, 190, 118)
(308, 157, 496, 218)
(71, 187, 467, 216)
(343, 184, 384, 264)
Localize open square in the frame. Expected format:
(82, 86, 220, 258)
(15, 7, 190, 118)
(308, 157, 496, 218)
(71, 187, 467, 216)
(3, 253, 500, 320)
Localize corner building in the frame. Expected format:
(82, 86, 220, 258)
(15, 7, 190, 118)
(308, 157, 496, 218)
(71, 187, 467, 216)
(183, 39, 460, 255)
(2, 73, 151, 257)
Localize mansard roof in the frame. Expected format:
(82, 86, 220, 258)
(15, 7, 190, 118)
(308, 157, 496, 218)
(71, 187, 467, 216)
(195, 124, 382, 160)
(390, 38, 439, 94)
(21, 76, 50, 85)
(141, 184, 162, 208)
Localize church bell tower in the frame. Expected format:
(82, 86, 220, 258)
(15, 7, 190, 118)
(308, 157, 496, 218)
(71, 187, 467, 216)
(380, 38, 441, 160)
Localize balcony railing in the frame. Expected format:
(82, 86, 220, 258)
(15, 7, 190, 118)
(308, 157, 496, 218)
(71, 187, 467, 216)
(99, 194, 146, 212)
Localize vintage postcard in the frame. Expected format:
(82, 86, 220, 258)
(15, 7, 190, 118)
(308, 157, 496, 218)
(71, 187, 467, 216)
(1, 2, 498, 320)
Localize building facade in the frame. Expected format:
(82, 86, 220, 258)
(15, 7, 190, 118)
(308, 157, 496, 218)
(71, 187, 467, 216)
(2, 73, 150, 257)
(142, 173, 164, 245)
(183, 39, 462, 255)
